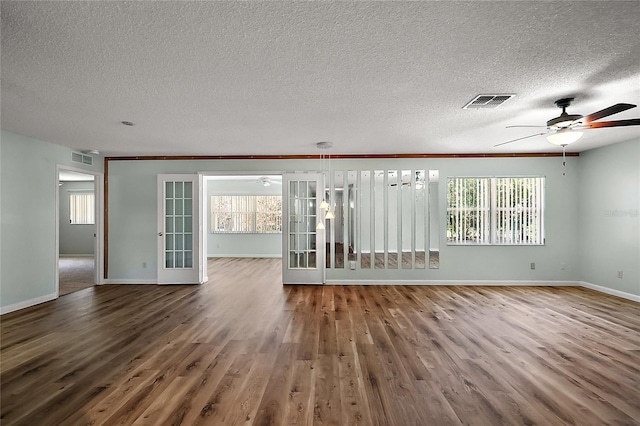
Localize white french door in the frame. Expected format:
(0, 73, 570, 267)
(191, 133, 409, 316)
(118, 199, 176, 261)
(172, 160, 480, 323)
(282, 173, 325, 285)
(157, 174, 201, 284)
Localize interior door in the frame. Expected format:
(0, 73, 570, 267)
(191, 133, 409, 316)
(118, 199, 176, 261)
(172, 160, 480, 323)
(282, 173, 325, 285)
(157, 174, 200, 284)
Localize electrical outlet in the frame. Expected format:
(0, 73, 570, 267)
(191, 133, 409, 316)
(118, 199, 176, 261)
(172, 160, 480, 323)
(530, 262, 535, 270)
(350, 260, 356, 270)
(617, 270, 623, 279)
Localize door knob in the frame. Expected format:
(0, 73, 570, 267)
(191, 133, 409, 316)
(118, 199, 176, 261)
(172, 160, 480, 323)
(158, 232, 163, 236)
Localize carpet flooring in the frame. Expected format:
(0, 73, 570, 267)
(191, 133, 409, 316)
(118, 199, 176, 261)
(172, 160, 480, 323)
(58, 256, 95, 296)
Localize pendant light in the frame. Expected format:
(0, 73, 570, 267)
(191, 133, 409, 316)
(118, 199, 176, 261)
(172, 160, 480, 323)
(317, 142, 332, 210)
(316, 141, 334, 229)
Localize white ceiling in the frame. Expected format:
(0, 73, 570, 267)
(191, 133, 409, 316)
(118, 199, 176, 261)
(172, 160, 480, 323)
(2, 1, 639, 157)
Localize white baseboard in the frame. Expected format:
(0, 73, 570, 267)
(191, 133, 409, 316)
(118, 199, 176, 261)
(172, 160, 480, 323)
(101, 279, 157, 285)
(208, 254, 282, 258)
(325, 279, 579, 286)
(579, 281, 640, 302)
(1, 292, 57, 315)
(59, 254, 94, 257)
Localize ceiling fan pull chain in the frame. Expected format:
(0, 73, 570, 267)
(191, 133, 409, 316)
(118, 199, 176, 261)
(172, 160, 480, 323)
(562, 146, 566, 176)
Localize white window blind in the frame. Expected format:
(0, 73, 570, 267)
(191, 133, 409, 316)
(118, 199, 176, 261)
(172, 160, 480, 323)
(447, 178, 491, 244)
(256, 196, 283, 232)
(211, 195, 282, 233)
(70, 193, 95, 225)
(447, 177, 544, 245)
(494, 177, 544, 244)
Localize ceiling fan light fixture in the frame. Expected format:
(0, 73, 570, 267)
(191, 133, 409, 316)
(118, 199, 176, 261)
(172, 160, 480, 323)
(546, 128, 583, 146)
(498, 98, 639, 148)
(547, 114, 583, 129)
(259, 177, 272, 186)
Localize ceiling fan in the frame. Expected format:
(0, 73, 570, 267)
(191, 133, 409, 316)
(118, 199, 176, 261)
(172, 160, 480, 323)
(495, 97, 640, 148)
(255, 177, 282, 187)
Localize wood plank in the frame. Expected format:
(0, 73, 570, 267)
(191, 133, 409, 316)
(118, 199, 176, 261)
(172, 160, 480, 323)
(1, 258, 639, 425)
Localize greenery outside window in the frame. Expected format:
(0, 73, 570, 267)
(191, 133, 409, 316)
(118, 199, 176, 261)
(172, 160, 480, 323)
(211, 195, 282, 233)
(447, 177, 545, 245)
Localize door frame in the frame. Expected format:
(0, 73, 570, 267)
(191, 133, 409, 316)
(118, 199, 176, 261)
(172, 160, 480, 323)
(55, 165, 105, 296)
(199, 171, 285, 280)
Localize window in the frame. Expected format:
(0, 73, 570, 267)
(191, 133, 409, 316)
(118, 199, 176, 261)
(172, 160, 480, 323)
(70, 192, 95, 225)
(256, 195, 283, 232)
(211, 195, 282, 233)
(447, 177, 544, 245)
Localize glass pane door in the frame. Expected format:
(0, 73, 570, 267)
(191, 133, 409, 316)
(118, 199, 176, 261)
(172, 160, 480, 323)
(164, 180, 193, 269)
(282, 174, 324, 285)
(157, 174, 200, 284)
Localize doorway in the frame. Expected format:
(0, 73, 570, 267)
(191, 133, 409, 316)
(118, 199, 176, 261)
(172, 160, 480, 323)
(202, 173, 285, 282)
(57, 166, 103, 296)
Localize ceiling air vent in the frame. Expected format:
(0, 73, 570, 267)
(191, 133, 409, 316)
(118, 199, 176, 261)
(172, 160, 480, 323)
(72, 152, 93, 166)
(463, 94, 515, 109)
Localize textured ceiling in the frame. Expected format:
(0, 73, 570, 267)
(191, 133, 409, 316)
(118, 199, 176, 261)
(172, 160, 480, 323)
(2, 1, 639, 156)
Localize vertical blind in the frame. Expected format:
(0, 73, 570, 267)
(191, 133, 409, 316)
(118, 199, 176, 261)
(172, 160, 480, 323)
(494, 177, 544, 244)
(447, 177, 544, 245)
(211, 195, 282, 233)
(69, 193, 95, 225)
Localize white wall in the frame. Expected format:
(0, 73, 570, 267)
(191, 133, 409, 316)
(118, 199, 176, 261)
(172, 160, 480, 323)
(578, 139, 640, 298)
(206, 178, 282, 258)
(0, 131, 103, 313)
(106, 156, 580, 283)
(59, 181, 95, 255)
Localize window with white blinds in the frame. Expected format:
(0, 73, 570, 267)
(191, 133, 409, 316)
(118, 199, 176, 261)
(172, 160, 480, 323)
(447, 177, 544, 245)
(69, 193, 95, 225)
(211, 195, 282, 233)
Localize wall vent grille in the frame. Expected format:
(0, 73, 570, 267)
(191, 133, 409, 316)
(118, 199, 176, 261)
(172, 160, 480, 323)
(72, 152, 93, 166)
(463, 94, 515, 109)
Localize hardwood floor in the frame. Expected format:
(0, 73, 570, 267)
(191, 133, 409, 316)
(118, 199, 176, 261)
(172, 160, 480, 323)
(1, 258, 639, 425)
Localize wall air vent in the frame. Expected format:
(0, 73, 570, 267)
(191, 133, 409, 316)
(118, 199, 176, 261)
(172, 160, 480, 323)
(72, 152, 93, 166)
(463, 94, 515, 109)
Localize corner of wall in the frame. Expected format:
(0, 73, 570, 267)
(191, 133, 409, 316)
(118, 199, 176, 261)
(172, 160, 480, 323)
(577, 139, 640, 298)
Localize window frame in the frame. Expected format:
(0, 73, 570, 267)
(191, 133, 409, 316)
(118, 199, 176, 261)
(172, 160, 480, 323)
(446, 176, 545, 246)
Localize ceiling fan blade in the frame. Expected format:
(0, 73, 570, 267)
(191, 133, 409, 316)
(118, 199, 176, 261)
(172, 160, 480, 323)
(494, 132, 546, 147)
(584, 103, 636, 123)
(506, 125, 546, 128)
(586, 118, 640, 129)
